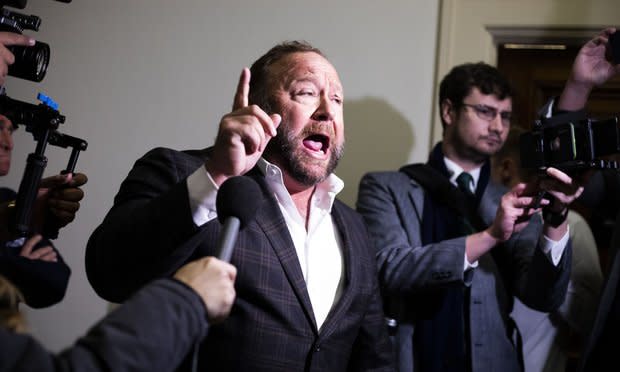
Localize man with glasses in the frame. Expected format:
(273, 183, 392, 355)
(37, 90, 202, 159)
(356, 62, 582, 372)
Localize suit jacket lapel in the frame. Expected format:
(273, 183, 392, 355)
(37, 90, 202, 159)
(408, 180, 425, 227)
(249, 171, 318, 332)
(316, 202, 356, 339)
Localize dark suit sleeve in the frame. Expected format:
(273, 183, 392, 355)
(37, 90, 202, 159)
(0, 238, 71, 308)
(86, 147, 205, 302)
(0, 279, 208, 372)
(506, 224, 572, 312)
(0, 188, 71, 308)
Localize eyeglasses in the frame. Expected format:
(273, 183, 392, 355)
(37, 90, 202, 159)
(461, 103, 511, 125)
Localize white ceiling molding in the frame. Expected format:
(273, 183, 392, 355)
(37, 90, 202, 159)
(486, 26, 607, 46)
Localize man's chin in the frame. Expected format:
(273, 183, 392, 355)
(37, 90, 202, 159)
(289, 154, 337, 185)
(290, 165, 330, 186)
(0, 161, 10, 176)
(477, 143, 501, 157)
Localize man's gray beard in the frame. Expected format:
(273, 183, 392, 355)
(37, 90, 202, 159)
(264, 126, 344, 187)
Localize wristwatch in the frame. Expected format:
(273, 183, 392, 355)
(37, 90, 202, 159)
(543, 207, 569, 228)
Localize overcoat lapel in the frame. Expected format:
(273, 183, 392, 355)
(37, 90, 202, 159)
(407, 180, 425, 226)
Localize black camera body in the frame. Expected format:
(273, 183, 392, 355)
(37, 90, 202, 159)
(520, 116, 620, 172)
(610, 31, 620, 65)
(0, 4, 49, 82)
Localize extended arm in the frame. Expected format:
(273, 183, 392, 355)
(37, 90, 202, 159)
(85, 148, 208, 302)
(0, 257, 235, 372)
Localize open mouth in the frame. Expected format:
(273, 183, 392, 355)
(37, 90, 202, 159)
(303, 134, 330, 155)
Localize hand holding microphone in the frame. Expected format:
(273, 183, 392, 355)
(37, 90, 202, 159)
(215, 176, 262, 262)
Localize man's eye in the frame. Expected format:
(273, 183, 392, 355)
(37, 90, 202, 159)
(477, 106, 493, 115)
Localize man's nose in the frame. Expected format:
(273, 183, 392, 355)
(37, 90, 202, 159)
(312, 95, 335, 122)
(489, 113, 504, 132)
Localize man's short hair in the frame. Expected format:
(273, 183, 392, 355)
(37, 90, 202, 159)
(249, 41, 324, 112)
(438, 62, 513, 128)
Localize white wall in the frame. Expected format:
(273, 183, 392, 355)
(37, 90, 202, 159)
(3, 0, 439, 351)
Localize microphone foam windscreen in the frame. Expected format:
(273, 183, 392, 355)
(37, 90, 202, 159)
(216, 176, 262, 228)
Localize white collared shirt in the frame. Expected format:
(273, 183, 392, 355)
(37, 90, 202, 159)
(444, 157, 481, 194)
(186, 159, 345, 330)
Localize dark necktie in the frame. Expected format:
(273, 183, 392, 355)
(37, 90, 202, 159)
(456, 172, 476, 234)
(456, 172, 474, 197)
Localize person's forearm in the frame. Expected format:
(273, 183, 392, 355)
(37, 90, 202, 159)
(556, 77, 593, 111)
(465, 229, 499, 263)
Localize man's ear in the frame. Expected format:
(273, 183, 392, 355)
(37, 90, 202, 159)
(441, 99, 455, 126)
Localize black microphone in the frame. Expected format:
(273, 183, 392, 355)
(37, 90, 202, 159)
(215, 176, 261, 262)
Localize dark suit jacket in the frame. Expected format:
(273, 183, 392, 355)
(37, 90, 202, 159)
(86, 147, 392, 372)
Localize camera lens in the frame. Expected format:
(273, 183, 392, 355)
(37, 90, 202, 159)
(8, 41, 50, 82)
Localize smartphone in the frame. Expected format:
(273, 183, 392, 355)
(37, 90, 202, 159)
(610, 31, 620, 65)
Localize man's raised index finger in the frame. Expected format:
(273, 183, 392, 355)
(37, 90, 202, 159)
(232, 67, 250, 110)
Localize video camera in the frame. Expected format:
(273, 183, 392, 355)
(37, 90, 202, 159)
(0, 0, 70, 82)
(0, 92, 87, 238)
(0, 0, 85, 238)
(520, 116, 620, 173)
